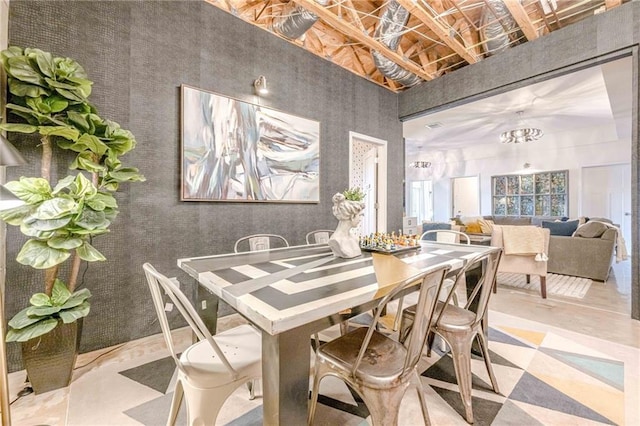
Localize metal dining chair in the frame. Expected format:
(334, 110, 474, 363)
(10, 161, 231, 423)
(308, 263, 451, 426)
(234, 233, 289, 253)
(399, 249, 502, 424)
(392, 229, 471, 331)
(305, 229, 334, 245)
(143, 263, 262, 425)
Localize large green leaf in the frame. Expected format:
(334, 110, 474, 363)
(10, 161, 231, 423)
(73, 134, 108, 155)
(59, 301, 90, 324)
(6, 318, 58, 342)
(70, 173, 97, 199)
(74, 209, 108, 231)
(30, 48, 55, 78)
(16, 239, 70, 269)
(76, 241, 106, 262)
(70, 152, 106, 173)
(0, 123, 38, 134)
(5, 177, 52, 204)
(52, 175, 75, 194)
(38, 125, 79, 141)
(19, 222, 55, 238)
(0, 204, 33, 226)
(32, 197, 77, 220)
(47, 236, 83, 250)
(27, 304, 62, 316)
(6, 56, 46, 86)
(29, 293, 51, 307)
(7, 306, 43, 329)
(24, 215, 72, 231)
(51, 279, 72, 306)
(60, 288, 91, 310)
(108, 168, 146, 183)
(92, 192, 118, 209)
(7, 79, 50, 98)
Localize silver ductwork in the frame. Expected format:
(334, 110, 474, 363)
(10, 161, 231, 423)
(480, 0, 519, 56)
(372, 1, 422, 87)
(273, 0, 329, 40)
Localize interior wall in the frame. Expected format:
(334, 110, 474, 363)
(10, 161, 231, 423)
(408, 129, 631, 221)
(399, 1, 640, 320)
(3, 1, 403, 370)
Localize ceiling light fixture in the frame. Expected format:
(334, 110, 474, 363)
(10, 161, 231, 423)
(254, 75, 268, 95)
(500, 110, 543, 144)
(410, 161, 431, 168)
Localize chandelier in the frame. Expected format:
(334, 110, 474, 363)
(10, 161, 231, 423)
(500, 111, 543, 144)
(410, 161, 431, 168)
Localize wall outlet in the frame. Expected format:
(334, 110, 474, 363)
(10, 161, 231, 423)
(164, 303, 173, 312)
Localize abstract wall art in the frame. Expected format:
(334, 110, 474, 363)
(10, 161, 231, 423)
(181, 85, 320, 202)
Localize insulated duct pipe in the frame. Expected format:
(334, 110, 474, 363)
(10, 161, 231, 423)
(273, 0, 329, 40)
(372, 1, 422, 87)
(480, 0, 519, 56)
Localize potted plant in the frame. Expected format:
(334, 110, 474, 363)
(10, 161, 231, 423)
(0, 46, 145, 393)
(328, 187, 365, 258)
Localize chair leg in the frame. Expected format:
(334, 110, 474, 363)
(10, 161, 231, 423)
(445, 332, 475, 423)
(358, 383, 408, 426)
(308, 366, 324, 426)
(412, 370, 432, 426)
(476, 328, 500, 394)
(540, 275, 547, 299)
(181, 377, 247, 425)
(526, 274, 531, 284)
(167, 379, 184, 426)
(247, 379, 260, 400)
(393, 296, 405, 331)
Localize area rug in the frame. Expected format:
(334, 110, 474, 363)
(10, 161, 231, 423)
(497, 272, 592, 298)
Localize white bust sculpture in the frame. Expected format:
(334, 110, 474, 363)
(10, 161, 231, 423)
(328, 192, 365, 259)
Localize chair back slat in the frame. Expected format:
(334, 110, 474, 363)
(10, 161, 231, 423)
(306, 229, 334, 245)
(421, 229, 471, 245)
(234, 234, 289, 253)
(404, 266, 450, 370)
(349, 264, 450, 377)
(143, 263, 239, 379)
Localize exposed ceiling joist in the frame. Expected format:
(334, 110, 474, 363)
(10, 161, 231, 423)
(292, 0, 436, 82)
(396, 0, 479, 64)
(503, 1, 539, 40)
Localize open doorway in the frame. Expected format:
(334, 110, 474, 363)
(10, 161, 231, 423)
(349, 131, 388, 235)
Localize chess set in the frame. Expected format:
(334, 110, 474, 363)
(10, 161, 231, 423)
(359, 231, 421, 254)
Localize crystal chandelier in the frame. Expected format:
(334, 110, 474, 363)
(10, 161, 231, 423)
(410, 161, 431, 168)
(500, 110, 543, 144)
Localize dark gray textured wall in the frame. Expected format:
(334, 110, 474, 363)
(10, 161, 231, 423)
(4, 1, 403, 370)
(399, 1, 640, 320)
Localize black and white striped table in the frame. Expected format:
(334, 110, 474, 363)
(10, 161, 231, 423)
(178, 241, 499, 425)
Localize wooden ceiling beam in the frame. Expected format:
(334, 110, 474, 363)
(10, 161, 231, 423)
(395, 0, 479, 64)
(291, 0, 435, 81)
(503, 0, 539, 40)
(605, 0, 622, 9)
(343, 0, 367, 32)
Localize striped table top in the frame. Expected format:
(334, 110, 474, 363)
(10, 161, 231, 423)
(178, 242, 497, 334)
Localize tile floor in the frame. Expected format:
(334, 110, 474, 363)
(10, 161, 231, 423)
(7, 262, 640, 425)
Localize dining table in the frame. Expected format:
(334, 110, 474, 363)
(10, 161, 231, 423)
(178, 240, 500, 425)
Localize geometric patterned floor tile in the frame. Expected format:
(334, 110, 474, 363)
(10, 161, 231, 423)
(421, 352, 494, 392)
(509, 371, 615, 424)
(124, 392, 187, 425)
(540, 348, 625, 391)
(430, 385, 503, 426)
(119, 355, 177, 393)
(489, 326, 536, 349)
(492, 400, 544, 426)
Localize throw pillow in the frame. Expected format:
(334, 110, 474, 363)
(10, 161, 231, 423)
(541, 219, 579, 236)
(460, 216, 483, 225)
(465, 222, 483, 234)
(574, 221, 608, 238)
(478, 219, 494, 233)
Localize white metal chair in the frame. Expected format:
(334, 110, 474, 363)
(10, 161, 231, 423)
(399, 250, 502, 424)
(234, 233, 289, 253)
(143, 263, 262, 425)
(305, 229, 334, 245)
(308, 264, 451, 426)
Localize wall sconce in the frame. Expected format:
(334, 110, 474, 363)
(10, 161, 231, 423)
(254, 75, 268, 96)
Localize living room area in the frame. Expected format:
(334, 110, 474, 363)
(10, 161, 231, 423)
(403, 54, 633, 315)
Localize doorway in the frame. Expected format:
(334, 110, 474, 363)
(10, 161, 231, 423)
(451, 176, 480, 218)
(349, 131, 388, 235)
(581, 163, 632, 253)
(407, 180, 434, 222)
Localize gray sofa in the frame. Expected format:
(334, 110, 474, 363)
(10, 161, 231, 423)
(458, 216, 616, 282)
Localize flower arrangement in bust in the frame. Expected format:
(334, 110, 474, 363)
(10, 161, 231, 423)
(328, 187, 365, 259)
(0, 46, 145, 344)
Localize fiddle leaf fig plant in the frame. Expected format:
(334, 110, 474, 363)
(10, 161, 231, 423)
(0, 46, 145, 342)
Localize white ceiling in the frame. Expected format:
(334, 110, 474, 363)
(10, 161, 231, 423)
(403, 56, 633, 154)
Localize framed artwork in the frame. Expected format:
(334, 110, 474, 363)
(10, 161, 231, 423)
(181, 84, 320, 202)
(492, 170, 568, 217)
